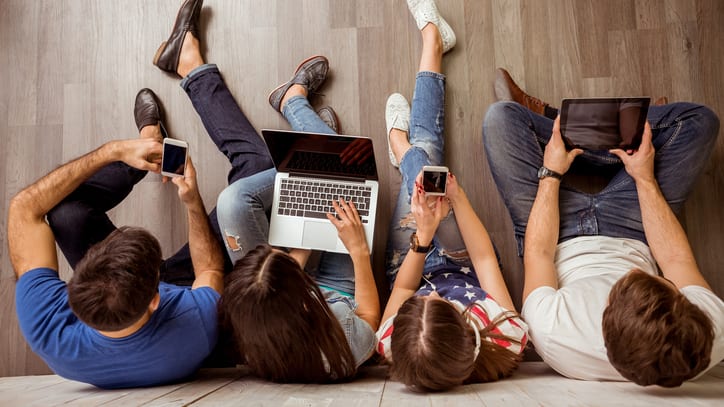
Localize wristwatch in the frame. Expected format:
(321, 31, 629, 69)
(409, 232, 432, 253)
(537, 166, 562, 181)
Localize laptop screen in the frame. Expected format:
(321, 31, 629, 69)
(261, 129, 378, 181)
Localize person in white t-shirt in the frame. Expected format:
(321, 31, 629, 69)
(483, 93, 722, 387)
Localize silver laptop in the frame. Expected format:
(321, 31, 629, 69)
(262, 129, 379, 253)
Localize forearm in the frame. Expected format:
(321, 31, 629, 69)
(13, 142, 118, 219)
(380, 251, 426, 323)
(187, 202, 225, 276)
(351, 253, 381, 330)
(449, 191, 515, 311)
(636, 179, 709, 288)
(523, 179, 561, 299)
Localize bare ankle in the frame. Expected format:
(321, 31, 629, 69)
(177, 33, 204, 78)
(280, 84, 308, 111)
(389, 128, 411, 163)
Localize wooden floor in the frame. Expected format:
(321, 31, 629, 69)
(0, 362, 722, 406)
(1, 0, 723, 378)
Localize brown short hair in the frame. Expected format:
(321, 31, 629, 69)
(68, 227, 162, 331)
(219, 245, 356, 383)
(602, 269, 714, 387)
(390, 296, 522, 392)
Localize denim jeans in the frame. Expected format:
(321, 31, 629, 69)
(216, 95, 358, 294)
(48, 64, 274, 286)
(483, 101, 720, 256)
(385, 72, 471, 288)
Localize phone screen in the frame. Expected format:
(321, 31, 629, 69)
(423, 170, 447, 194)
(162, 143, 187, 176)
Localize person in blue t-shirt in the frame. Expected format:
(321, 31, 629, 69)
(8, 0, 275, 389)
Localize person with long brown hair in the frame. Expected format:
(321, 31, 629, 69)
(375, 0, 528, 392)
(216, 56, 380, 383)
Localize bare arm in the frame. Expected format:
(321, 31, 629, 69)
(523, 118, 583, 302)
(445, 175, 515, 311)
(173, 158, 224, 294)
(380, 178, 445, 323)
(610, 123, 709, 289)
(327, 199, 380, 330)
(8, 139, 162, 278)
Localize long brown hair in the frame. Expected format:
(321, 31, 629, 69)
(68, 227, 162, 331)
(602, 269, 713, 387)
(390, 296, 522, 391)
(219, 245, 356, 383)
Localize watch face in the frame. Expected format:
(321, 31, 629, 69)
(537, 166, 548, 179)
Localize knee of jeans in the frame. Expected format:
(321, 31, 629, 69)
(416, 141, 443, 165)
(47, 201, 88, 234)
(695, 105, 720, 140)
(217, 184, 254, 218)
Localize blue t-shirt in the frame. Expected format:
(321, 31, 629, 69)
(15, 268, 220, 389)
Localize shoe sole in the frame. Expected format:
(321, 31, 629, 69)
(267, 55, 329, 109)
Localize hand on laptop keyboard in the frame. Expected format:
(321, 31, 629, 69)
(326, 198, 370, 257)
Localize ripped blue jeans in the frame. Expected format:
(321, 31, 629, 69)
(216, 95, 358, 294)
(385, 72, 472, 288)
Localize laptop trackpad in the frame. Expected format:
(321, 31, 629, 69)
(302, 221, 338, 251)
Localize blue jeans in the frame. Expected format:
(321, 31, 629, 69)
(483, 101, 720, 256)
(47, 64, 274, 286)
(385, 72, 471, 288)
(216, 95, 358, 294)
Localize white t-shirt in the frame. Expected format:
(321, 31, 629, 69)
(522, 235, 724, 381)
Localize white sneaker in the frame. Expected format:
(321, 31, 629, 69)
(406, 0, 457, 53)
(386, 93, 411, 168)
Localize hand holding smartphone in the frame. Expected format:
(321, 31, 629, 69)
(161, 139, 188, 177)
(422, 166, 449, 196)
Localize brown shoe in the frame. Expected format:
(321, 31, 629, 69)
(153, 0, 203, 76)
(494, 68, 549, 116)
(316, 106, 339, 133)
(268, 55, 329, 113)
(134, 88, 168, 138)
(654, 96, 668, 106)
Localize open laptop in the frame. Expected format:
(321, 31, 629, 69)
(560, 97, 650, 151)
(261, 129, 379, 254)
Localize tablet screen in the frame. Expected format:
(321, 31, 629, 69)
(560, 97, 650, 151)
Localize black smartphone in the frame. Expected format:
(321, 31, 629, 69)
(161, 138, 188, 177)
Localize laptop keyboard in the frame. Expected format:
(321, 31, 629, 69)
(278, 178, 372, 223)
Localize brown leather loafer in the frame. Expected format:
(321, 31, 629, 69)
(494, 68, 550, 116)
(316, 106, 339, 133)
(153, 0, 203, 76)
(268, 55, 329, 113)
(134, 88, 168, 138)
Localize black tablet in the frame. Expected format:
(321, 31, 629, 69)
(560, 97, 650, 151)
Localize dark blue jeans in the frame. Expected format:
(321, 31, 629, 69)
(483, 101, 719, 256)
(48, 64, 273, 285)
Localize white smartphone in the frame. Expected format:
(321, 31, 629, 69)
(161, 138, 188, 178)
(422, 165, 449, 196)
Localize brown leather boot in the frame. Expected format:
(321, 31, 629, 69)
(494, 68, 550, 116)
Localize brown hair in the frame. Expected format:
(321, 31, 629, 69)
(219, 245, 356, 383)
(68, 227, 162, 331)
(602, 269, 714, 387)
(390, 296, 523, 392)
